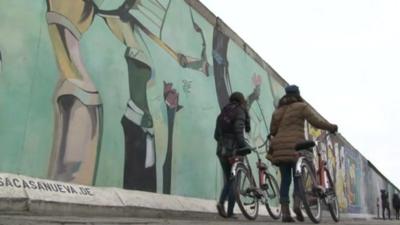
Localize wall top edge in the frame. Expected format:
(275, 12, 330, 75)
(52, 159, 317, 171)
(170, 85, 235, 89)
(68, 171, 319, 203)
(185, 0, 287, 87)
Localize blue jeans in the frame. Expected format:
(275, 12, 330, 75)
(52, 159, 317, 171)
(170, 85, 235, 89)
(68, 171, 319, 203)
(218, 156, 235, 216)
(279, 163, 300, 204)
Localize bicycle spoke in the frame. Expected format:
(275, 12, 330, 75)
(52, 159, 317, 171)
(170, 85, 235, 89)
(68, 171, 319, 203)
(297, 161, 321, 223)
(324, 168, 340, 222)
(234, 164, 259, 220)
(263, 173, 281, 220)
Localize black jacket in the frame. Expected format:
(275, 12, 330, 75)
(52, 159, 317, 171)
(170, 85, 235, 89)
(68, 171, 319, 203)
(214, 102, 250, 156)
(393, 194, 400, 209)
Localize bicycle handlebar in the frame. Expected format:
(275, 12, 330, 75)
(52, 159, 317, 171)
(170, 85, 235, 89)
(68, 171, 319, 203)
(294, 132, 338, 153)
(315, 132, 337, 144)
(233, 138, 269, 156)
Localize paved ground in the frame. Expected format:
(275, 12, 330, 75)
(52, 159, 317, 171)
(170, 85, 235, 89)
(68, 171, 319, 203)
(0, 215, 398, 225)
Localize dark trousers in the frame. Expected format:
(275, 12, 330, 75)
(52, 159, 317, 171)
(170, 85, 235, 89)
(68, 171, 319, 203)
(395, 208, 400, 220)
(279, 163, 300, 204)
(382, 205, 391, 220)
(218, 156, 235, 216)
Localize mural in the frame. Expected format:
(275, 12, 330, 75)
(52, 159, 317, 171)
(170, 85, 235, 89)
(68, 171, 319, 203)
(305, 124, 399, 214)
(45, 0, 209, 191)
(0, 0, 398, 215)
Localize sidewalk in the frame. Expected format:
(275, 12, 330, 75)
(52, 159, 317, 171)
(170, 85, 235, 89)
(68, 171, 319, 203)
(0, 172, 373, 221)
(0, 172, 240, 219)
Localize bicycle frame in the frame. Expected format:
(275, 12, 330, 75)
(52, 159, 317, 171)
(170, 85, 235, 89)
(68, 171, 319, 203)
(295, 133, 332, 189)
(231, 147, 280, 204)
(293, 132, 340, 223)
(255, 151, 269, 187)
(316, 145, 327, 190)
(230, 140, 282, 220)
(315, 133, 334, 191)
(230, 148, 266, 186)
(230, 139, 268, 180)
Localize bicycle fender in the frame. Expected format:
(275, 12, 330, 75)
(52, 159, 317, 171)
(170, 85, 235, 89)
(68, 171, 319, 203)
(230, 162, 242, 177)
(295, 156, 307, 177)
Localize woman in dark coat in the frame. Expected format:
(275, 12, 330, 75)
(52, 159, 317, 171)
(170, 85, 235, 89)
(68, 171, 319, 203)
(214, 92, 250, 218)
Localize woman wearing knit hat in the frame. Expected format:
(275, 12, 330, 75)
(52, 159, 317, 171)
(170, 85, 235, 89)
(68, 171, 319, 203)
(267, 85, 338, 222)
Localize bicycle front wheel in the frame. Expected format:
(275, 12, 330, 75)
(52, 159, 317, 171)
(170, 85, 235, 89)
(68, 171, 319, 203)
(324, 167, 340, 222)
(234, 163, 259, 220)
(263, 172, 281, 220)
(296, 160, 321, 224)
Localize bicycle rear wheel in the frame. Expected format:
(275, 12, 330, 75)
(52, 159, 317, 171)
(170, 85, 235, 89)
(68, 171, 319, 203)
(324, 167, 340, 222)
(263, 172, 281, 220)
(296, 160, 321, 224)
(234, 163, 259, 220)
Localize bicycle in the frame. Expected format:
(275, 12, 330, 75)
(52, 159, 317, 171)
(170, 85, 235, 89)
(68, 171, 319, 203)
(294, 132, 340, 223)
(230, 141, 281, 220)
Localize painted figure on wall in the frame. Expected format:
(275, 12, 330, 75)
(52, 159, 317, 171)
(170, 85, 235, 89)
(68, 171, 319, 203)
(162, 81, 182, 194)
(212, 20, 270, 142)
(46, 0, 209, 191)
(212, 19, 231, 108)
(96, 0, 208, 192)
(344, 149, 363, 213)
(247, 74, 266, 145)
(46, 0, 103, 185)
(347, 161, 356, 204)
(336, 145, 348, 210)
(211, 20, 281, 209)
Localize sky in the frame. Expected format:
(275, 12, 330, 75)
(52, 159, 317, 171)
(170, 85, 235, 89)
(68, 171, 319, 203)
(200, 0, 400, 188)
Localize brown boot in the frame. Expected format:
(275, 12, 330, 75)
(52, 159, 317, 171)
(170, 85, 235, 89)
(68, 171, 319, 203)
(281, 203, 295, 223)
(293, 196, 304, 222)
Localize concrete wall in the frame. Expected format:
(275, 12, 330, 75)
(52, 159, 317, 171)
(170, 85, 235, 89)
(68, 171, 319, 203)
(0, 0, 397, 215)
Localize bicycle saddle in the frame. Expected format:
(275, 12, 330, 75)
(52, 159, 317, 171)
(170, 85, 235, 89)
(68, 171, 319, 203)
(234, 147, 252, 156)
(295, 140, 315, 151)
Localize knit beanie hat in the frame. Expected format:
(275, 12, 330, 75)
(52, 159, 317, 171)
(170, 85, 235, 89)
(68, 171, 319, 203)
(285, 85, 300, 95)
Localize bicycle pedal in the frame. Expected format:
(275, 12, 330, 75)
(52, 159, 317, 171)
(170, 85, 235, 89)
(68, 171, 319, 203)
(254, 189, 264, 198)
(312, 185, 325, 193)
(260, 184, 269, 190)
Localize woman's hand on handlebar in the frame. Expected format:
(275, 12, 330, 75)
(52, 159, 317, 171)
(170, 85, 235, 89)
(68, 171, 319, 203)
(329, 124, 338, 134)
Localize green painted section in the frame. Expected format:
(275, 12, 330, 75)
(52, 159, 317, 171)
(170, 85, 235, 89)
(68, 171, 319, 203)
(0, 1, 53, 176)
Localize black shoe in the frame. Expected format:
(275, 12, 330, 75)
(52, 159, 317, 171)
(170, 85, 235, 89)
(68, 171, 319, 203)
(227, 214, 238, 219)
(282, 203, 295, 223)
(216, 203, 227, 218)
(282, 216, 295, 223)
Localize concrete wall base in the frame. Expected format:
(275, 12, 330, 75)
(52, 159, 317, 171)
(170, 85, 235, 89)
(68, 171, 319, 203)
(0, 172, 375, 221)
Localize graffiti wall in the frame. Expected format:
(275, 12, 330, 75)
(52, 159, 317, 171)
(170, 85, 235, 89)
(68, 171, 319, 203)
(0, 0, 397, 215)
(305, 125, 399, 214)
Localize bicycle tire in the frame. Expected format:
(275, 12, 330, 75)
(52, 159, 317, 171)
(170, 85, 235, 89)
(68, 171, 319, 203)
(263, 172, 281, 220)
(324, 167, 340, 222)
(234, 163, 259, 220)
(296, 160, 321, 224)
